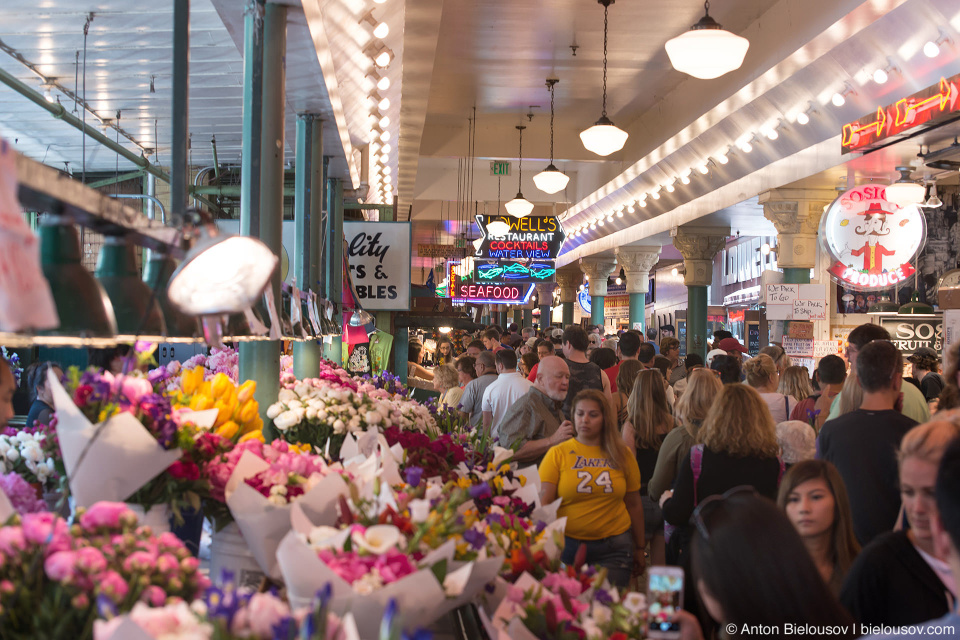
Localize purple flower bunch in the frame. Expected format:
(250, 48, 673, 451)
(0, 472, 46, 514)
(361, 371, 408, 397)
(0, 348, 21, 387)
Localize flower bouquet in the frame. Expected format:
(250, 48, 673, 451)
(280, 360, 360, 393)
(0, 471, 47, 520)
(173, 369, 265, 445)
(382, 426, 467, 484)
(222, 445, 352, 580)
(95, 577, 364, 640)
(160, 346, 240, 388)
(0, 502, 209, 640)
(50, 368, 184, 510)
(0, 422, 62, 492)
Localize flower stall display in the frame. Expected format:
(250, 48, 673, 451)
(0, 502, 209, 640)
(160, 346, 240, 387)
(0, 423, 61, 492)
(173, 369, 265, 445)
(280, 360, 360, 393)
(51, 369, 183, 511)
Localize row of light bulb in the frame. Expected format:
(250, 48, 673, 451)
(364, 0, 394, 204)
(568, 35, 954, 241)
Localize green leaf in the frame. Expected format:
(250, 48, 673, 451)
(428, 558, 448, 584)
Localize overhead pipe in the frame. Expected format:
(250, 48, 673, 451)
(108, 194, 167, 224)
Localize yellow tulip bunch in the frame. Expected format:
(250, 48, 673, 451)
(176, 368, 264, 443)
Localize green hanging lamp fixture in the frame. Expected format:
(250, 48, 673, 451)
(95, 235, 167, 339)
(142, 250, 201, 341)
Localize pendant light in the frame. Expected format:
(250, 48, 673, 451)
(885, 166, 925, 206)
(95, 235, 167, 339)
(898, 291, 935, 315)
(579, 0, 629, 157)
(867, 295, 900, 315)
(504, 125, 535, 217)
(534, 79, 570, 194)
(665, 0, 750, 80)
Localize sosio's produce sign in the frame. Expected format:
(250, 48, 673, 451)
(820, 184, 926, 291)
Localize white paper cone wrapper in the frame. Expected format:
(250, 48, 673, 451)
(175, 408, 219, 430)
(50, 373, 182, 508)
(0, 490, 14, 523)
(225, 451, 350, 580)
(102, 617, 157, 640)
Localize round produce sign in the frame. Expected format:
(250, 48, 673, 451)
(820, 184, 926, 291)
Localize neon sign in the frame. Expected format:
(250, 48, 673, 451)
(841, 75, 960, 154)
(819, 184, 926, 291)
(474, 215, 566, 259)
(474, 260, 557, 283)
(449, 270, 534, 305)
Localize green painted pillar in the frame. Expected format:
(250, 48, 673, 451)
(395, 327, 409, 382)
(591, 296, 605, 326)
(323, 179, 344, 363)
(539, 303, 551, 328)
(783, 268, 809, 284)
(562, 302, 574, 327)
(629, 293, 645, 332)
(293, 114, 321, 379)
(522, 307, 532, 329)
(687, 285, 708, 360)
(511, 308, 521, 327)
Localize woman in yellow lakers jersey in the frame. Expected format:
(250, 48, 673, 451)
(539, 389, 646, 587)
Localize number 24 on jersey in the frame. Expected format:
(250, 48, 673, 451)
(577, 470, 613, 494)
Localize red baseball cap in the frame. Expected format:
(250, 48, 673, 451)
(718, 337, 748, 354)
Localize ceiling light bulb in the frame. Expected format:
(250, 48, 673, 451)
(383, 175, 393, 184)
(671, 267, 679, 277)
(680, 174, 691, 185)
(617, 209, 624, 218)
(607, 213, 614, 222)
(885, 166, 925, 206)
(590, 221, 597, 229)
(379, 130, 391, 142)
(627, 205, 635, 213)
(698, 163, 709, 174)
(665, 183, 675, 193)
(379, 115, 390, 128)
(378, 97, 390, 110)
(924, 40, 940, 58)
(43, 86, 54, 102)
(873, 68, 888, 84)
(761, 243, 771, 255)
(373, 0, 386, 4)
(380, 153, 389, 163)
(716, 152, 729, 164)
(533, 164, 570, 194)
(373, 22, 389, 38)
(831, 92, 846, 107)
(763, 127, 778, 140)
(664, 7, 750, 79)
(377, 77, 390, 90)
(651, 191, 661, 200)
(383, 166, 392, 175)
(580, 118, 629, 156)
(738, 140, 753, 153)
(598, 219, 605, 227)
(796, 111, 810, 125)
(381, 144, 392, 154)
(375, 51, 391, 67)
(639, 199, 648, 207)
(615, 277, 622, 285)
(504, 194, 534, 218)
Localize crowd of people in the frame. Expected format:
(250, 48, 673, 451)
(408, 320, 960, 638)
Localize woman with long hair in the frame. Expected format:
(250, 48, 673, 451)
(686, 491, 856, 639)
(519, 352, 539, 379)
(660, 384, 783, 568)
(432, 363, 463, 409)
(778, 365, 813, 404)
(777, 460, 861, 594)
(434, 337, 455, 366)
(836, 369, 863, 418)
(760, 344, 792, 375)
(648, 369, 723, 503)
(539, 390, 646, 587)
(611, 360, 644, 427)
(745, 353, 797, 423)
(841, 418, 960, 626)
(622, 369, 675, 565)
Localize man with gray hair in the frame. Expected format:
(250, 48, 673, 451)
(458, 350, 498, 428)
(646, 326, 660, 354)
(498, 356, 574, 464)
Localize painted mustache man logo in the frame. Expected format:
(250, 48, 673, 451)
(850, 202, 895, 275)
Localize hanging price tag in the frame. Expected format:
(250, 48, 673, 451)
(264, 287, 282, 341)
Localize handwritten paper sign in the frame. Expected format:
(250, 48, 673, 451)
(766, 284, 797, 304)
(788, 321, 814, 339)
(782, 337, 815, 357)
(814, 340, 842, 358)
(794, 299, 827, 321)
(0, 139, 58, 332)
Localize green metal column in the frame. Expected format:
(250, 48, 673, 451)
(687, 285, 708, 360)
(522, 307, 532, 329)
(562, 302, 574, 327)
(293, 114, 320, 379)
(171, 0, 190, 215)
(511, 308, 521, 327)
(591, 296, 605, 326)
(498, 310, 508, 329)
(539, 302, 551, 328)
(323, 179, 344, 363)
(629, 293, 645, 332)
(240, 0, 284, 430)
(783, 268, 810, 284)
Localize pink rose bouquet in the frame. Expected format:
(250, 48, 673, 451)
(0, 502, 209, 640)
(0, 471, 46, 515)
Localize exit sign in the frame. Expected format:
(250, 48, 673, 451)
(490, 161, 511, 176)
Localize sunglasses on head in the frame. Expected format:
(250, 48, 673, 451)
(692, 485, 759, 541)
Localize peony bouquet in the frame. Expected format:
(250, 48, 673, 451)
(160, 346, 240, 388)
(0, 502, 209, 640)
(0, 471, 47, 517)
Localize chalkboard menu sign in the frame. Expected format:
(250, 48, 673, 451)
(678, 320, 687, 357)
(747, 322, 761, 356)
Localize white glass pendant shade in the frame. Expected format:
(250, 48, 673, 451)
(168, 228, 278, 315)
(533, 164, 570, 194)
(665, 15, 749, 80)
(885, 167, 925, 206)
(486, 220, 511, 237)
(504, 193, 535, 218)
(580, 116, 629, 156)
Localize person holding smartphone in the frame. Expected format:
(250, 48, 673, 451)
(539, 389, 646, 587)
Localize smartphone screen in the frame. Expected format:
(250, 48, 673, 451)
(647, 569, 683, 635)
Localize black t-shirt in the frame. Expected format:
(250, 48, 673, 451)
(818, 409, 917, 546)
(919, 373, 944, 402)
(562, 359, 604, 419)
(635, 433, 666, 494)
